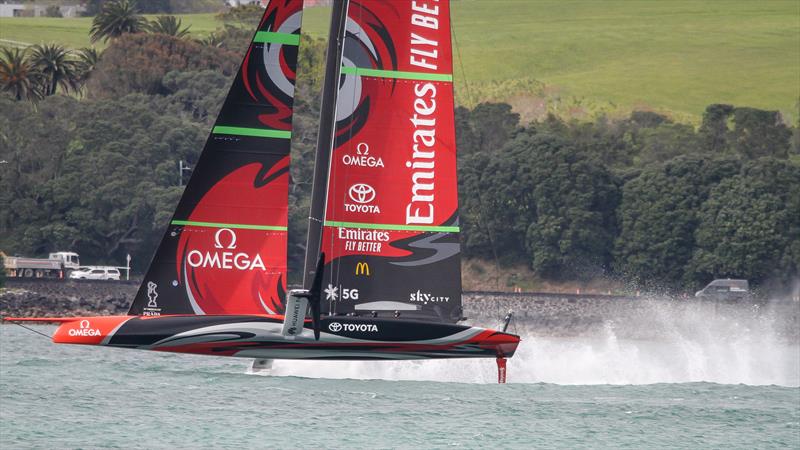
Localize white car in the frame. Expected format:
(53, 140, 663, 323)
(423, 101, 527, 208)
(69, 267, 121, 281)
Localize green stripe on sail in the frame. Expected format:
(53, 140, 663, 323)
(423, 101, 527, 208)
(213, 126, 292, 139)
(340, 66, 453, 82)
(171, 220, 287, 231)
(324, 220, 459, 233)
(253, 31, 300, 46)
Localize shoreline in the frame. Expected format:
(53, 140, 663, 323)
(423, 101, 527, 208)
(2, 279, 797, 340)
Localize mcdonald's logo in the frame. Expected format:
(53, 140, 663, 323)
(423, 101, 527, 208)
(355, 262, 370, 276)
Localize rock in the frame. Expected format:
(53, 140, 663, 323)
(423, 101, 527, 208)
(2, 280, 796, 340)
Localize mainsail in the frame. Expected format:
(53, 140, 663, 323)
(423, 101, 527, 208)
(129, 0, 304, 316)
(312, 0, 463, 322)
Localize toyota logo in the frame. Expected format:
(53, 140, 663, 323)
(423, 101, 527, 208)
(328, 322, 342, 333)
(348, 184, 376, 204)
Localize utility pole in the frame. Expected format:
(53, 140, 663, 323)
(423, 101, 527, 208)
(178, 160, 192, 186)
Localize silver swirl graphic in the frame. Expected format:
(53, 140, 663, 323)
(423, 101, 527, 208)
(336, 18, 379, 122)
(264, 11, 303, 98)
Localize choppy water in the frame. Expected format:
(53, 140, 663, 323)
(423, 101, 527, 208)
(1, 324, 798, 449)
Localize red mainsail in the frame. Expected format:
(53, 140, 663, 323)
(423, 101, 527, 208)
(320, 0, 462, 322)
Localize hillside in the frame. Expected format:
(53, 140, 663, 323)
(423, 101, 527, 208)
(1, 0, 797, 120)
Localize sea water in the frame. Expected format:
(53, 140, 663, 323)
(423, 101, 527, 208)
(1, 324, 798, 449)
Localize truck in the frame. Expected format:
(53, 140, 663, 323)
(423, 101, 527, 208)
(1, 252, 81, 279)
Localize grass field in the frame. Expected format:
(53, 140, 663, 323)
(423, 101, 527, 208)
(1, 0, 797, 120)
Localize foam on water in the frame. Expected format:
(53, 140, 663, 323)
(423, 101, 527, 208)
(2, 319, 799, 448)
(267, 301, 800, 386)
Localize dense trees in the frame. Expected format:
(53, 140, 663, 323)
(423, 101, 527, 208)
(614, 156, 740, 287)
(459, 117, 619, 280)
(457, 103, 523, 266)
(0, 94, 202, 270)
(520, 133, 619, 279)
(1, 13, 797, 290)
(689, 158, 800, 285)
(455, 102, 797, 288)
(88, 33, 238, 97)
(2, 86, 796, 287)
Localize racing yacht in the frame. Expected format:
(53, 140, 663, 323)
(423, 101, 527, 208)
(5, 0, 520, 383)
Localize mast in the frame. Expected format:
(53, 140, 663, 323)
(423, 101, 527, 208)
(302, 0, 350, 289)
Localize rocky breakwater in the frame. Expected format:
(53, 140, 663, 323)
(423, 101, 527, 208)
(463, 291, 799, 341)
(1, 279, 136, 318)
(464, 291, 650, 337)
(2, 281, 797, 341)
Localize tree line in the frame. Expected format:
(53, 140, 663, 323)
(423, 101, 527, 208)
(457, 104, 798, 290)
(0, 0, 255, 102)
(1, 1, 797, 291)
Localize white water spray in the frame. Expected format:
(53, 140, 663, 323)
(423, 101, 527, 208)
(262, 300, 799, 386)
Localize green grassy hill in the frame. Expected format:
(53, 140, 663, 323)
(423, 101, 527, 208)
(0, 14, 220, 49)
(1, 0, 798, 120)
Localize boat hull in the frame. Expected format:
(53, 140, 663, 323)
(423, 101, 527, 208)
(41, 315, 519, 361)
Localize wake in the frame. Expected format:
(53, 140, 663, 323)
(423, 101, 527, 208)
(264, 300, 800, 386)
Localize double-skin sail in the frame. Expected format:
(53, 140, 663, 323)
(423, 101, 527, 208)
(318, 0, 462, 322)
(129, 0, 304, 316)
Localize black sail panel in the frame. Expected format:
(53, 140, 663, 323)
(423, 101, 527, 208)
(128, 0, 304, 316)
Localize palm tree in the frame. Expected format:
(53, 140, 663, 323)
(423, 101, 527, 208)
(148, 15, 191, 39)
(195, 32, 224, 48)
(75, 47, 100, 85)
(89, 0, 147, 44)
(0, 47, 42, 101)
(29, 44, 81, 96)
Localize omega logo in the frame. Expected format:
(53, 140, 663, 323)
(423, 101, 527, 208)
(214, 228, 237, 249)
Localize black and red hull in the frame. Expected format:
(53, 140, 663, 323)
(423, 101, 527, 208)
(11, 315, 519, 361)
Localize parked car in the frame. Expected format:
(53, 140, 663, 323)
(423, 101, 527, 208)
(695, 279, 749, 300)
(69, 267, 121, 281)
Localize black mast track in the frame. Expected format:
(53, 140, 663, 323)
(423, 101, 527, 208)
(302, 0, 350, 289)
